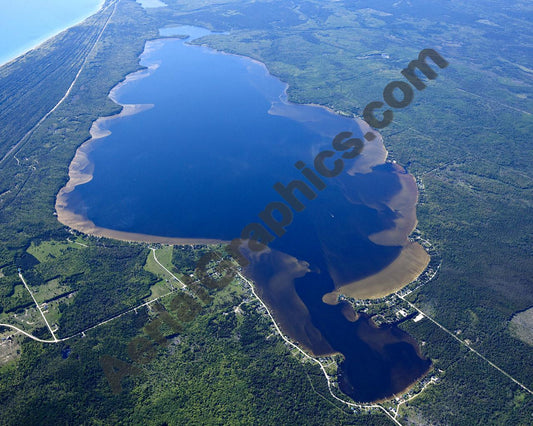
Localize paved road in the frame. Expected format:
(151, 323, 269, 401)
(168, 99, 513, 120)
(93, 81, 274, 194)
(0, 323, 58, 343)
(399, 295, 533, 395)
(150, 248, 186, 288)
(19, 272, 58, 342)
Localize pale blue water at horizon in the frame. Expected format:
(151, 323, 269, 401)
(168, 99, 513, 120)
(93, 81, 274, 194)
(0, 0, 103, 66)
(137, 0, 167, 8)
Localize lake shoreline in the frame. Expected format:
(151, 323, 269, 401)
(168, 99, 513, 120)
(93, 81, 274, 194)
(322, 241, 430, 303)
(55, 26, 432, 403)
(56, 28, 429, 300)
(0, 0, 105, 67)
(55, 38, 227, 246)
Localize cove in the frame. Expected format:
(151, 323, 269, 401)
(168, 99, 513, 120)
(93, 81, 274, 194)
(56, 26, 431, 402)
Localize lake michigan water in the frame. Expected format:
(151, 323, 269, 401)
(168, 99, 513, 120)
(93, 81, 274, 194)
(0, 0, 103, 66)
(59, 26, 431, 402)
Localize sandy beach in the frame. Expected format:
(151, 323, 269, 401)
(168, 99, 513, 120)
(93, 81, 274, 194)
(321, 148, 429, 303)
(55, 204, 225, 245)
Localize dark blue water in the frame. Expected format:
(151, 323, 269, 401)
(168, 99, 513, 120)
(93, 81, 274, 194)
(65, 27, 430, 402)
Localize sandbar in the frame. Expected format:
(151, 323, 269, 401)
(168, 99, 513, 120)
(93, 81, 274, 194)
(368, 163, 419, 246)
(322, 241, 430, 304)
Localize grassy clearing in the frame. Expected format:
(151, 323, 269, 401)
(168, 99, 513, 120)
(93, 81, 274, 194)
(144, 246, 176, 279)
(209, 277, 246, 312)
(27, 240, 83, 264)
(42, 301, 64, 329)
(155, 246, 174, 272)
(0, 304, 43, 334)
(144, 248, 162, 277)
(11, 285, 27, 301)
(147, 280, 172, 299)
(144, 246, 179, 299)
(30, 278, 71, 304)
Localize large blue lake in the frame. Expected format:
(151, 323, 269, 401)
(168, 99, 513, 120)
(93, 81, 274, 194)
(60, 26, 430, 402)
